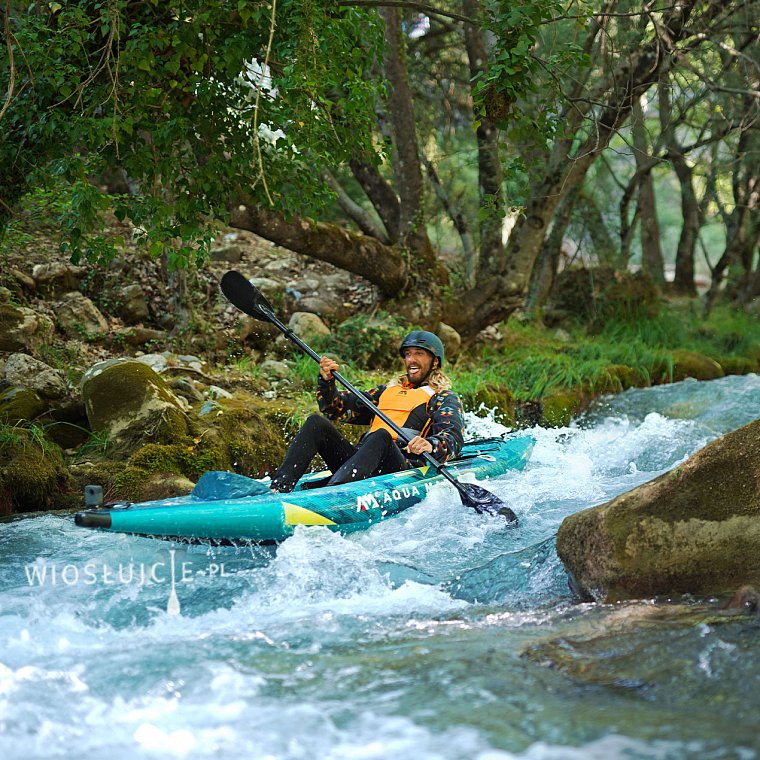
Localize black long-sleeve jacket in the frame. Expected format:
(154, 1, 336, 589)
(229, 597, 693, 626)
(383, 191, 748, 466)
(315, 375, 465, 464)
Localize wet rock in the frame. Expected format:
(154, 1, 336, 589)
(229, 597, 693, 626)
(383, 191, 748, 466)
(81, 358, 189, 455)
(117, 284, 150, 324)
(557, 417, 760, 602)
(288, 311, 330, 341)
(4, 353, 68, 400)
(31, 262, 86, 296)
(57, 292, 109, 339)
(0, 304, 55, 352)
(725, 585, 759, 613)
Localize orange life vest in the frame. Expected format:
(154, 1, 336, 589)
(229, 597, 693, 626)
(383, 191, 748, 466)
(368, 384, 435, 441)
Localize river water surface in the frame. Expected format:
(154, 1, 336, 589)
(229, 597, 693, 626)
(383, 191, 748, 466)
(1, 375, 759, 759)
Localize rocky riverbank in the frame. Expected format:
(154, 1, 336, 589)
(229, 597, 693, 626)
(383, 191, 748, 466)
(1, 224, 384, 515)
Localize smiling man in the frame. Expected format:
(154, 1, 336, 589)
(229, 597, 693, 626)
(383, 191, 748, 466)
(269, 331, 465, 493)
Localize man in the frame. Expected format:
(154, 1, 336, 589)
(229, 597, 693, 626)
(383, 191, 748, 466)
(269, 331, 465, 493)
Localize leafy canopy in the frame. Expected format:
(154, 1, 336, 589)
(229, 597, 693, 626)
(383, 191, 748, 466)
(1, 0, 383, 265)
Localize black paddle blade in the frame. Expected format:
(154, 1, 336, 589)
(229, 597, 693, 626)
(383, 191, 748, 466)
(459, 483, 519, 524)
(220, 270, 276, 322)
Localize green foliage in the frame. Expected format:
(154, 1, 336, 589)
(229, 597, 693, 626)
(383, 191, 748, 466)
(551, 267, 661, 325)
(316, 312, 409, 371)
(1, 1, 384, 263)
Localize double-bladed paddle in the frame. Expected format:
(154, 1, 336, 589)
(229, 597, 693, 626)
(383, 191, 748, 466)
(220, 270, 518, 523)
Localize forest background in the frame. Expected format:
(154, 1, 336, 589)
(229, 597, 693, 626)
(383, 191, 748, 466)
(1, 0, 759, 509)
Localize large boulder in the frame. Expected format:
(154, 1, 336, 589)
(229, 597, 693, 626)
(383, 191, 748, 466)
(117, 284, 150, 324)
(81, 359, 189, 454)
(288, 311, 330, 341)
(557, 417, 760, 602)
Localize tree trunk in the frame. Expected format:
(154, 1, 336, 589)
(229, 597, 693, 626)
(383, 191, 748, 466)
(527, 186, 579, 310)
(378, 7, 428, 252)
(463, 0, 503, 279)
(492, 0, 699, 318)
(631, 97, 665, 283)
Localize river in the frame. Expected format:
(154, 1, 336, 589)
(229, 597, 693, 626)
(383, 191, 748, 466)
(1, 374, 759, 759)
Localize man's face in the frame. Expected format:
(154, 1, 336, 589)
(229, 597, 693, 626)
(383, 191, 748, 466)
(403, 347, 436, 385)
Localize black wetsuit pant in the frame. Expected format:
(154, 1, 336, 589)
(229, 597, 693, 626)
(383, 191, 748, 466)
(270, 413, 407, 493)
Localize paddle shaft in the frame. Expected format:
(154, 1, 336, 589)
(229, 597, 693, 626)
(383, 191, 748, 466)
(264, 309, 466, 492)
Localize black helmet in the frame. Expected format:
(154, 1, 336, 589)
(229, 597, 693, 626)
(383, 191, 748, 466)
(399, 330, 445, 368)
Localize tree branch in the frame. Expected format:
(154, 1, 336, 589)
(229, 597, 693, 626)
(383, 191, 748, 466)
(336, 1, 474, 25)
(321, 169, 391, 244)
(228, 201, 407, 296)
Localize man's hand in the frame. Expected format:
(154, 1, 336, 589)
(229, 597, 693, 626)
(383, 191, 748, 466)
(319, 356, 340, 381)
(406, 435, 433, 455)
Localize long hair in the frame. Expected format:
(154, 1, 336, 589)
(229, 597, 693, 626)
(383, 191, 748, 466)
(390, 368, 452, 393)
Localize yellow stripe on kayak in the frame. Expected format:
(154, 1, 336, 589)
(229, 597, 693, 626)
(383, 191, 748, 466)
(283, 502, 336, 526)
(395, 466, 430, 478)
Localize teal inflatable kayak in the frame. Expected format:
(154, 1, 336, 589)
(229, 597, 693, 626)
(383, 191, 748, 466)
(74, 435, 534, 544)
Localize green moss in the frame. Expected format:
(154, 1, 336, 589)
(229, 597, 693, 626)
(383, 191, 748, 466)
(666, 349, 725, 382)
(113, 466, 195, 502)
(540, 391, 583, 428)
(195, 394, 289, 477)
(84, 361, 188, 431)
(0, 386, 47, 424)
(458, 383, 516, 426)
(0, 429, 73, 515)
(718, 356, 757, 376)
(128, 442, 225, 479)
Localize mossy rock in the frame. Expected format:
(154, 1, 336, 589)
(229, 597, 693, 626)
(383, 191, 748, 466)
(662, 350, 725, 383)
(81, 359, 189, 455)
(540, 390, 585, 428)
(0, 386, 47, 424)
(113, 467, 195, 503)
(194, 393, 290, 477)
(718, 356, 757, 377)
(128, 442, 226, 480)
(604, 364, 645, 391)
(557, 417, 760, 602)
(68, 460, 126, 503)
(459, 383, 516, 426)
(0, 429, 73, 516)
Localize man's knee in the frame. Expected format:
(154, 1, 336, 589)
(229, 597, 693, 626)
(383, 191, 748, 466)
(303, 413, 331, 432)
(363, 428, 393, 449)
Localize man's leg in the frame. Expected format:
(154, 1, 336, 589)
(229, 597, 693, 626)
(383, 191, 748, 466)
(327, 429, 406, 486)
(271, 414, 356, 492)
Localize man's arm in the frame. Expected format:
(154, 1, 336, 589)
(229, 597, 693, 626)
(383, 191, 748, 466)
(315, 369, 384, 425)
(407, 390, 465, 462)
